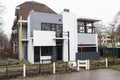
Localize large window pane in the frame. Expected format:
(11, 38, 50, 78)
(41, 23, 63, 37)
(41, 46, 52, 56)
(34, 47, 40, 62)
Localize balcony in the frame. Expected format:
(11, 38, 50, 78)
(22, 35, 28, 41)
(77, 33, 98, 46)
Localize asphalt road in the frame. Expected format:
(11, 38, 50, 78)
(11, 69, 120, 80)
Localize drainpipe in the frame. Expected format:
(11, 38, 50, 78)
(68, 31, 70, 61)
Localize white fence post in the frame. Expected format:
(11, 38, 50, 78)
(53, 62, 56, 74)
(85, 60, 88, 70)
(23, 64, 26, 77)
(77, 60, 80, 71)
(87, 60, 90, 70)
(105, 58, 108, 68)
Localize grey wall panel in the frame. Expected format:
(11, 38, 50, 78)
(29, 11, 62, 37)
(76, 52, 100, 60)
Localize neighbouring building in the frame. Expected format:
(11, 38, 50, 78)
(11, 1, 100, 64)
(11, 1, 56, 58)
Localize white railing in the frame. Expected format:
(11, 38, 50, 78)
(77, 60, 90, 71)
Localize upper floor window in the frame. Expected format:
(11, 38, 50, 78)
(41, 23, 63, 37)
(77, 21, 95, 34)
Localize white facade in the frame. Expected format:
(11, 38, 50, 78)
(25, 11, 99, 64)
(78, 33, 98, 51)
(33, 31, 56, 46)
(27, 11, 78, 64)
(62, 12, 77, 61)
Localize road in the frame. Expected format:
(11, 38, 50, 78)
(12, 69, 120, 80)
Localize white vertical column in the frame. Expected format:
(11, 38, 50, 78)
(105, 58, 108, 68)
(53, 62, 56, 74)
(63, 39, 68, 62)
(87, 60, 90, 70)
(86, 60, 88, 70)
(77, 60, 80, 71)
(23, 64, 26, 77)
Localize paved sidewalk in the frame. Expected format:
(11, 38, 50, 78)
(12, 69, 120, 80)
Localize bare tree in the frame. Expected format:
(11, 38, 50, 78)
(95, 22, 106, 47)
(0, 31, 9, 49)
(0, 2, 4, 28)
(107, 23, 117, 47)
(104, 10, 120, 48)
(0, 2, 5, 51)
(0, 2, 10, 59)
(115, 10, 120, 42)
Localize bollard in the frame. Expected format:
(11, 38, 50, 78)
(23, 64, 26, 77)
(87, 60, 90, 70)
(85, 60, 88, 70)
(77, 60, 80, 71)
(53, 62, 55, 74)
(6, 65, 8, 78)
(105, 58, 108, 68)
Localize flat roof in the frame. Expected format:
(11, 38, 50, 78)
(77, 18, 100, 22)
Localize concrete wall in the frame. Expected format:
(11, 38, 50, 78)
(29, 11, 62, 37)
(62, 12, 77, 62)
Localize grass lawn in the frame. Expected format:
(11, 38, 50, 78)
(109, 65, 120, 71)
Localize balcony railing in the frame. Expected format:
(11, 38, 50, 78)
(22, 35, 28, 40)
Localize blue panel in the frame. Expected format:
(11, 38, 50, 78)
(52, 46, 57, 62)
(76, 52, 100, 60)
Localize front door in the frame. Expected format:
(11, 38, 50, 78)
(56, 40, 63, 60)
(57, 45, 62, 60)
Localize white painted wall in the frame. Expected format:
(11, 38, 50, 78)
(62, 12, 77, 62)
(33, 31, 56, 46)
(28, 39, 34, 64)
(27, 15, 34, 64)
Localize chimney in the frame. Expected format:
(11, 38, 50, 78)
(64, 9, 70, 12)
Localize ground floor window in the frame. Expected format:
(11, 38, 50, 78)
(41, 46, 52, 56)
(34, 46, 53, 62)
(34, 46, 40, 62)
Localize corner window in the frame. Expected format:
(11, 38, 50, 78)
(41, 23, 63, 37)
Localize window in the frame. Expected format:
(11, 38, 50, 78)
(41, 23, 51, 31)
(77, 21, 95, 33)
(41, 23, 63, 37)
(41, 46, 52, 56)
(77, 22, 84, 33)
(56, 24, 62, 37)
(34, 47, 40, 62)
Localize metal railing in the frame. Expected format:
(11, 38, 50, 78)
(22, 35, 28, 40)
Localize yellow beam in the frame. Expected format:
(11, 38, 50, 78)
(19, 16, 23, 61)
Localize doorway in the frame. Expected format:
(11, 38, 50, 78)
(56, 40, 63, 60)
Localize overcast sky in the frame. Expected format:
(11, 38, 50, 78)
(1, 0, 120, 37)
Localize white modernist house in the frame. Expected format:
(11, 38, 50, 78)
(27, 11, 77, 64)
(20, 10, 99, 64)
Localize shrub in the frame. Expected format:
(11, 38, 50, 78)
(0, 58, 20, 66)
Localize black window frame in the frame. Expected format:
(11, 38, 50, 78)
(41, 23, 63, 37)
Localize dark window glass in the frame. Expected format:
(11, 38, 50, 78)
(56, 24, 62, 37)
(78, 47, 96, 52)
(34, 47, 40, 62)
(41, 46, 52, 56)
(41, 23, 63, 37)
(51, 24, 56, 31)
